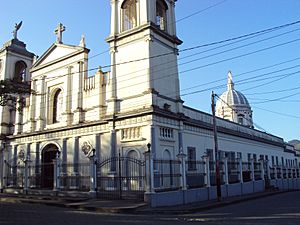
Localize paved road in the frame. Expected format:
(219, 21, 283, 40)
(0, 191, 299, 225)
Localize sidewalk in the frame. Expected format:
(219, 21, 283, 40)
(0, 190, 292, 214)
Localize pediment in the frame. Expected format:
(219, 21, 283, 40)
(31, 43, 85, 70)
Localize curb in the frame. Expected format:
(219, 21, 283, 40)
(0, 190, 296, 214)
(135, 190, 290, 215)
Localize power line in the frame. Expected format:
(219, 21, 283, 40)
(176, 0, 228, 23)
(179, 28, 300, 67)
(180, 37, 300, 75)
(245, 86, 300, 96)
(253, 106, 300, 120)
(27, 19, 300, 85)
(251, 91, 300, 104)
(97, 19, 300, 69)
(181, 57, 300, 93)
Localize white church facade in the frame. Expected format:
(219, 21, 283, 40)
(0, 0, 300, 205)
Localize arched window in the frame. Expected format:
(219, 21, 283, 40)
(52, 89, 63, 123)
(156, 0, 167, 31)
(14, 61, 27, 82)
(122, 0, 137, 31)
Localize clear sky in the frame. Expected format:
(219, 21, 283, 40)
(1, 0, 300, 142)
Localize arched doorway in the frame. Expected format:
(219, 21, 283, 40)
(41, 144, 59, 189)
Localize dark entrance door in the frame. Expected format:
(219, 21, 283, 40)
(41, 144, 59, 189)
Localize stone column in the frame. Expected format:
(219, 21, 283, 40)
(73, 62, 84, 124)
(53, 152, 61, 192)
(29, 79, 37, 131)
(61, 138, 67, 188)
(72, 137, 79, 189)
(239, 158, 243, 183)
(14, 96, 23, 134)
(144, 147, 154, 194)
(24, 155, 31, 194)
(62, 139, 67, 173)
(203, 156, 210, 187)
(110, 129, 116, 172)
(95, 134, 101, 161)
(250, 159, 255, 181)
(11, 146, 18, 186)
(178, 127, 183, 154)
(34, 143, 40, 187)
(266, 160, 271, 180)
(223, 157, 229, 185)
(89, 151, 97, 197)
(177, 151, 187, 190)
(36, 76, 46, 131)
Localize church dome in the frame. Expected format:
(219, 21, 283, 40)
(216, 71, 253, 128)
(219, 87, 250, 107)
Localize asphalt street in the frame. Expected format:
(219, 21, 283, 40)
(0, 191, 299, 225)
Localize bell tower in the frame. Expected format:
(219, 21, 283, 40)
(106, 0, 182, 115)
(0, 22, 34, 136)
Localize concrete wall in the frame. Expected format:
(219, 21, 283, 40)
(148, 178, 299, 207)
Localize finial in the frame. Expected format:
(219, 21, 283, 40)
(227, 70, 234, 90)
(13, 21, 22, 40)
(79, 34, 86, 47)
(54, 23, 66, 44)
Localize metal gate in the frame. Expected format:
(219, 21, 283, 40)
(96, 155, 145, 199)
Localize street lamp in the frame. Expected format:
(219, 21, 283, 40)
(146, 143, 151, 152)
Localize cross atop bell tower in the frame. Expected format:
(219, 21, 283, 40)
(54, 23, 66, 44)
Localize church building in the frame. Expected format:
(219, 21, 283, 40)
(0, 0, 299, 201)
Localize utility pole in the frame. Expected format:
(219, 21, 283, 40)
(211, 91, 222, 201)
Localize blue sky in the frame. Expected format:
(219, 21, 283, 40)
(1, 0, 300, 142)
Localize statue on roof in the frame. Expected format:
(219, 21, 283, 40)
(13, 21, 22, 40)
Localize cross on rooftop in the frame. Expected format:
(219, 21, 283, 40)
(54, 23, 66, 44)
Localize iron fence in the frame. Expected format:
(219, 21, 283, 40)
(228, 161, 240, 183)
(254, 162, 262, 180)
(186, 160, 206, 188)
(60, 162, 90, 191)
(153, 159, 181, 191)
(96, 156, 145, 199)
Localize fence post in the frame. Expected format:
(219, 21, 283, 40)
(53, 152, 60, 192)
(203, 155, 210, 187)
(239, 158, 243, 183)
(144, 144, 154, 204)
(145, 144, 154, 193)
(250, 159, 255, 181)
(266, 160, 271, 180)
(223, 157, 229, 185)
(274, 166, 278, 179)
(280, 166, 283, 179)
(177, 151, 187, 190)
(89, 149, 97, 197)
